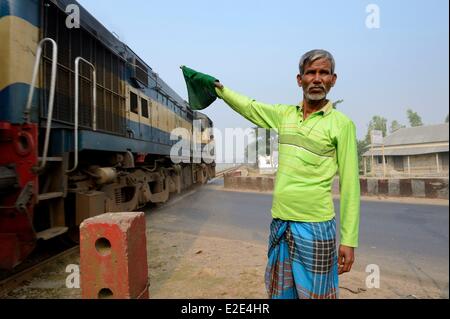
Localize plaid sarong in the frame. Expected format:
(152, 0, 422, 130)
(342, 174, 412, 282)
(265, 218, 339, 299)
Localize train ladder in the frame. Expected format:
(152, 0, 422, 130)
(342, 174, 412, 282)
(24, 37, 68, 240)
(37, 56, 97, 240)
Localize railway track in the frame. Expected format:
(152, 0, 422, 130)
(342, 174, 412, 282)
(0, 244, 79, 297)
(0, 170, 239, 297)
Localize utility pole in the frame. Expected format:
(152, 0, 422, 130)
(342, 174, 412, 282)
(371, 130, 383, 177)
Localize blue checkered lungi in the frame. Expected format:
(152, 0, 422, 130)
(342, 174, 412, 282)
(265, 218, 339, 299)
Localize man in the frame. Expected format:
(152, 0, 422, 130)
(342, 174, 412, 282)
(184, 49, 360, 299)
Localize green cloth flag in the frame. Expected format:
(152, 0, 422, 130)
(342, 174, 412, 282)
(181, 66, 219, 110)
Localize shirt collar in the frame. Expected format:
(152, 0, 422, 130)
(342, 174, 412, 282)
(297, 100, 334, 116)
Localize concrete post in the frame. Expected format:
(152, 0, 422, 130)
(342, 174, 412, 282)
(436, 153, 440, 173)
(364, 157, 367, 176)
(407, 156, 411, 176)
(80, 212, 149, 299)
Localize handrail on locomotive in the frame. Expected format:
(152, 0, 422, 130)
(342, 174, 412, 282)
(23, 37, 58, 172)
(67, 56, 97, 173)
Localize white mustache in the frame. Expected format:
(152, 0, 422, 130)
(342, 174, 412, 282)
(308, 85, 326, 91)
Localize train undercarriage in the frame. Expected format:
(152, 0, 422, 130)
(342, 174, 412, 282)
(35, 149, 215, 238)
(1, 137, 215, 269)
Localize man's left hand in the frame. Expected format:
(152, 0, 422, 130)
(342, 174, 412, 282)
(338, 245, 355, 275)
(214, 80, 224, 89)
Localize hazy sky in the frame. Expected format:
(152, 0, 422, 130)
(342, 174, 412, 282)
(78, 0, 449, 139)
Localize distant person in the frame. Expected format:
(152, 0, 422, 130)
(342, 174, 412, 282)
(181, 49, 360, 299)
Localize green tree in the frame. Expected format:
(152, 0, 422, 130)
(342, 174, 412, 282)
(390, 120, 405, 133)
(407, 109, 423, 127)
(364, 115, 388, 144)
(357, 139, 369, 173)
(360, 115, 387, 174)
(445, 114, 449, 123)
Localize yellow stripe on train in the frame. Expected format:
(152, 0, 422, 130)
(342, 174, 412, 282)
(0, 15, 195, 137)
(0, 15, 40, 91)
(126, 85, 193, 135)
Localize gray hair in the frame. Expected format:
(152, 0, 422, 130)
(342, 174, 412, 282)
(299, 49, 335, 75)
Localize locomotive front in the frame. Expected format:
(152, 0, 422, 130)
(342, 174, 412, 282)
(0, 0, 215, 269)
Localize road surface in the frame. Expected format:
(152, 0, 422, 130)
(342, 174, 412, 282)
(147, 178, 449, 298)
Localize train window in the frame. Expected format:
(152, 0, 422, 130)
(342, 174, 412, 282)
(130, 92, 139, 114)
(141, 98, 149, 118)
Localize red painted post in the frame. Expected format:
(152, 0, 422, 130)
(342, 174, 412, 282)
(80, 212, 149, 299)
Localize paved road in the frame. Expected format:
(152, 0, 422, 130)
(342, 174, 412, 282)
(147, 179, 449, 298)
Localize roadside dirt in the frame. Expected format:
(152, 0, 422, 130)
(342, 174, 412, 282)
(147, 229, 444, 299)
(3, 227, 444, 299)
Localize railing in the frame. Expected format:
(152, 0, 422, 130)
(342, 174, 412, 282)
(365, 165, 449, 178)
(24, 38, 58, 171)
(67, 57, 97, 173)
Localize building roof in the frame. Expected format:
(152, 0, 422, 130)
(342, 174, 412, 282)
(383, 123, 449, 146)
(364, 145, 449, 157)
(363, 123, 449, 157)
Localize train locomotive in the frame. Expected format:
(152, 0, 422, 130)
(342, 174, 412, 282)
(0, 0, 216, 269)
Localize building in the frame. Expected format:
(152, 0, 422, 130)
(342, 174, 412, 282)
(258, 151, 278, 175)
(363, 124, 449, 177)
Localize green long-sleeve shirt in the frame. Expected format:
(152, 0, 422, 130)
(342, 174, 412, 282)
(215, 86, 361, 247)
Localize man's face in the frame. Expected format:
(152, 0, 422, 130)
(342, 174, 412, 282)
(297, 58, 337, 102)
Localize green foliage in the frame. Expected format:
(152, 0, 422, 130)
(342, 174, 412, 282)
(407, 109, 423, 127)
(360, 115, 388, 173)
(357, 139, 369, 171)
(390, 120, 405, 133)
(364, 115, 388, 144)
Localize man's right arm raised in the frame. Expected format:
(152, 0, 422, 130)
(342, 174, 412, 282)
(214, 85, 285, 130)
